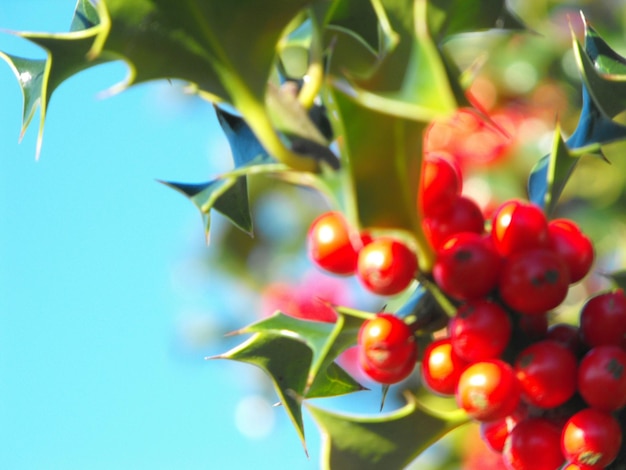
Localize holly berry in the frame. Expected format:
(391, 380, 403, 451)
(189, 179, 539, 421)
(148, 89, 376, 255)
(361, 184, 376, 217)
(498, 248, 570, 315)
(503, 418, 564, 470)
(418, 153, 462, 218)
(577, 345, 626, 412)
(433, 232, 502, 301)
(456, 359, 521, 422)
(307, 211, 360, 275)
(449, 299, 512, 362)
(561, 408, 622, 468)
(358, 313, 417, 384)
(514, 340, 578, 409)
(423, 195, 485, 249)
(480, 413, 523, 453)
(548, 219, 594, 284)
(356, 238, 417, 296)
(579, 289, 626, 348)
(491, 199, 549, 257)
(420, 337, 469, 396)
(546, 323, 586, 357)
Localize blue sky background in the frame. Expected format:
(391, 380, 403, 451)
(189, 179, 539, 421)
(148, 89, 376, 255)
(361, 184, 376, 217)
(0, 1, 327, 468)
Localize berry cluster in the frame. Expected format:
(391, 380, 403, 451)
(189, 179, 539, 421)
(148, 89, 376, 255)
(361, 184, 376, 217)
(307, 211, 418, 296)
(307, 153, 626, 469)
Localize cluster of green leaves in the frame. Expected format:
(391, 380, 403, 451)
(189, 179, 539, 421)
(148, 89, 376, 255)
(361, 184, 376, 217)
(5, 0, 626, 468)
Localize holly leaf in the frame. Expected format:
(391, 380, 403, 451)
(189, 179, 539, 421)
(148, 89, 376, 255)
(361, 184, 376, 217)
(601, 271, 626, 292)
(527, 21, 626, 213)
(428, 0, 526, 43)
(339, 0, 460, 121)
(0, 0, 112, 157)
(307, 392, 468, 470)
(327, 87, 431, 259)
(215, 312, 368, 450)
(239, 310, 371, 393)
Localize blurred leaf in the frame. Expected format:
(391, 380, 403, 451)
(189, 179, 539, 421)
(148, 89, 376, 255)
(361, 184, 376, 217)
(308, 392, 468, 470)
(0, 0, 112, 157)
(329, 87, 424, 233)
(342, 0, 461, 120)
(428, 0, 526, 42)
(602, 271, 626, 291)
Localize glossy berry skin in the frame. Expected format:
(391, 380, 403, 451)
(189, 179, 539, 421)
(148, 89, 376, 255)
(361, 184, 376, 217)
(577, 345, 626, 412)
(456, 359, 521, 422)
(579, 289, 626, 348)
(423, 195, 485, 249)
(359, 351, 416, 385)
(499, 248, 570, 315)
(514, 340, 578, 409)
(420, 338, 468, 396)
(480, 413, 523, 453)
(491, 200, 549, 257)
(433, 232, 502, 301)
(548, 219, 594, 284)
(561, 408, 622, 468)
(503, 418, 564, 470)
(449, 299, 512, 362)
(307, 211, 360, 276)
(358, 313, 417, 376)
(356, 238, 417, 296)
(418, 153, 462, 218)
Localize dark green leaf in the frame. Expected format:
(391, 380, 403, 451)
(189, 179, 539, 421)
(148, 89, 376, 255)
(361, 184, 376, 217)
(428, 0, 526, 42)
(240, 310, 370, 392)
(0, 0, 112, 156)
(216, 333, 312, 448)
(601, 271, 626, 292)
(307, 392, 468, 470)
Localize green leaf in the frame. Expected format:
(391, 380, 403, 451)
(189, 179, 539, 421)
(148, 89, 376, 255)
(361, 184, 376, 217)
(307, 392, 468, 470)
(239, 310, 370, 392)
(162, 176, 252, 238)
(327, 87, 434, 268)
(527, 21, 626, 212)
(576, 22, 626, 118)
(216, 312, 369, 450)
(428, 0, 526, 42)
(216, 332, 312, 449)
(0, 0, 112, 157)
(340, 0, 460, 121)
(601, 271, 626, 292)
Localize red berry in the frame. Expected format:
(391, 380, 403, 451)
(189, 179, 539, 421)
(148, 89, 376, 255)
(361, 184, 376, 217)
(546, 323, 586, 357)
(420, 337, 469, 396)
(449, 299, 512, 362)
(418, 153, 462, 217)
(359, 352, 416, 385)
(514, 340, 578, 409)
(356, 238, 417, 296)
(358, 314, 417, 384)
(433, 232, 502, 300)
(498, 248, 570, 315)
(548, 219, 594, 284)
(561, 408, 622, 468)
(456, 359, 521, 422)
(579, 289, 626, 348)
(480, 413, 523, 453)
(491, 200, 549, 257)
(423, 195, 485, 249)
(577, 345, 626, 412)
(307, 211, 360, 275)
(503, 418, 564, 470)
